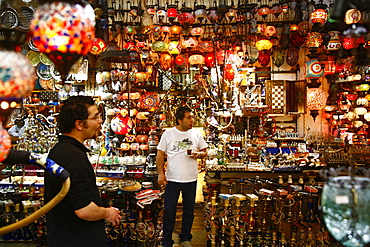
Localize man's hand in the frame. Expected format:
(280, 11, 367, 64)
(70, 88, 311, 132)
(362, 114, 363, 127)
(105, 207, 122, 226)
(158, 173, 167, 187)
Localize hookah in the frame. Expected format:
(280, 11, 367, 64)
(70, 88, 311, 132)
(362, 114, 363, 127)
(0, 150, 70, 235)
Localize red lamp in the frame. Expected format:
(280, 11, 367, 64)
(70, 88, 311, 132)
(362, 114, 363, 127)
(258, 5, 271, 19)
(167, 5, 178, 23)
(205, 52, 215, 68)
(224, 64, 235, 80)
(324, 56, 337, 76)
(178, 8, 195, 27)
(90, 38, 107, 55)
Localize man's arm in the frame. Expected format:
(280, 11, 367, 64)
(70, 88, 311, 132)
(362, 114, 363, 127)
(197, 148, 208, 159)
(156, 149, 167, 186)
(75, 202, 122, 226)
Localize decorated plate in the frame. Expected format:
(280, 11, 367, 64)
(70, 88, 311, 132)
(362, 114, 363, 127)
(18, 6, 34, 30)
(28, 39, 39, 51)
(36, 63, 53, 80)
(26, 51, 40, 66)
(39, 53, 53, 65)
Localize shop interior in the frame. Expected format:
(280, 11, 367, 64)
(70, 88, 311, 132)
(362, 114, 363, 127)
(0, 0, 369, 246)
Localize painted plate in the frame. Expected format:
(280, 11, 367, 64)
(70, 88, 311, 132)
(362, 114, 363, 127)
(36, 63, 53, 80)
(26, 51, 40, 66)
(39, 53, 53, 65)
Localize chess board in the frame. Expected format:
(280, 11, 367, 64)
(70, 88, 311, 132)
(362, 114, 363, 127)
(265, 80, 306, 114)
(266, 80, 286, 114)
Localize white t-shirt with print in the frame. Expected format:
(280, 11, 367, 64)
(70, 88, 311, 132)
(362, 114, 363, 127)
(157, 127, 208, 183)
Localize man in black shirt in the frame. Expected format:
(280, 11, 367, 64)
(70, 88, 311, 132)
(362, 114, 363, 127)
(45, 96, 121, 246)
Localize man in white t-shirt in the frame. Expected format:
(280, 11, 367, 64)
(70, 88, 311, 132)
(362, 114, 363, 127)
(156, 106, 208, 247)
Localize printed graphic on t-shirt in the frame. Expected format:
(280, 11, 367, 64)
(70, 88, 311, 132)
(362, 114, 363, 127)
(171, 138, 193, 151)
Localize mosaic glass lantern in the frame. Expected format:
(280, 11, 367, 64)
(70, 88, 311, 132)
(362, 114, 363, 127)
(255, 38, 273, 51)
(286, 47, 299, 67)
(307, 87, 328, 120)
(306, 32, 323, 48)
(310, 8, 328, 24)
(90, 38, 107, 55)
(205, 52, 216, 68)
(305, 59, 324, 79)
(0, 50, 35, 103)
(167, 40, 181, 55)
(258, 5, 271, 19)
(171, 25, 182, 35)
(298, 21, 311, 36)
(198, 40, 214, 53)
(194, 5, 207, 22)
(271, 4, 283, 18)
(151, 40, 168, 52)
(31, 1, 95, 82)
(258, 50, 271, 67)
(174, 54, 188, 69)
(190, 27, 204, 36)
(167, 5, 178, 23)
(325, 31, 341, 51)
(178, 9, 195, 27)
(189, 54, 205, 66)
(345, 9, 361, 25)
(182, 36, 198, 49)
(224, 64, 235, 80)
(207, 7, 219, 23)
(290, 33, 306, 47)
(324, 56, 337, 76)
(343, 36, 357, 50)
(159, 52, 172, 71)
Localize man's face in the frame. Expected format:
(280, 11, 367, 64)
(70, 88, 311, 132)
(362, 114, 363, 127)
(83, 105, 103, 139)
(15, 120, 24, 127)
(178, 111, 195, 131)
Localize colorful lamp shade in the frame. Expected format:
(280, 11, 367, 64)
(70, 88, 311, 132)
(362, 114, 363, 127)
(305, 59, 324, 79)
(167, 6, 178, 22)
(310, 8, 327, 24)
(307, 87, 328, 120)
(151, 41, 168, 52)
(258, 50, 271, 67)
(167, 40, 181, 55)
(0, 51, 35, 102)
(188, 54, 205, 65)
(205, 52, 216, 68)
(171, 25, 182, 35)
(224, 64, 235, 80)
(325, 31, 341, 51)
(306, 32, 323, 48)
(258, 5, 271, 19)
(90, 38, 107, 55)
(271, 4, 283, 18)
(194, 6, 207, 22)
(345, 9, 361, 25)
(30, 2, 95, 82)
(174, 54, 188, 69)
(181, 36, 198, 49)
(207, 8, 218, 23)
(0, 124, 11, 162)
(190, 27, 204, 36)
(159, 52, 172, 71)
(255, 38, 273, 51)
(286, 47, 299, 67)
(298, 21, 311, 36)
(178, 11, 195, 27)
(324, 56, 337, 76)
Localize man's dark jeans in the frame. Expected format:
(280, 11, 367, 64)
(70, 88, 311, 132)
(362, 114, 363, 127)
(162, 181, 197, 247)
